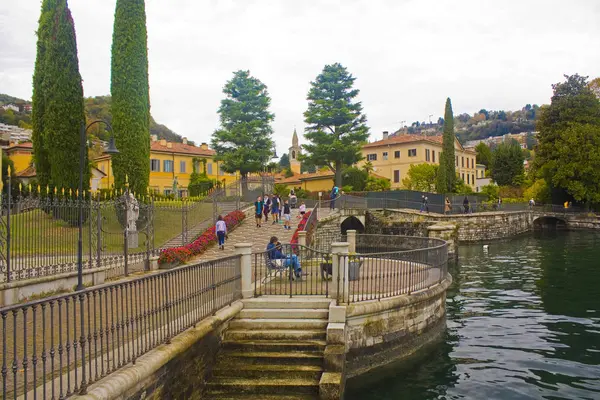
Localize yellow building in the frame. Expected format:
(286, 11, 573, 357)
(95, 136, 238, 196)
(5, 142, 33, 175)
(360, 132, 477, 190)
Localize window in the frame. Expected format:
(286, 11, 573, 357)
(207, 163, 213, 175)
(462, 173, 465, 181)
(456, 156, 458, 166)
(467, 174, 470, 184)
(180, 161, 187, 173)
(461, 157, 464, 168)
(472, 174, 475, 184)
(425, 149, 430, 162)
(163, 160, 174, 173)
(408, 149, 417, 157)
(367, 154, 377, 161)
(432, 150, 436, 163)
(150, 159, 160, 172)
(292, 150, 296, 159)
(466, 158, 469, 168)
(382, 152, 388, 161)
(473, 159, 475, 169)
(394, 150, 401, 159)
(394, 170, 400, 183)
(164, 189, 172, 196)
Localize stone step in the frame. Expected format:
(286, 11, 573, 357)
(237, 308, 329, 320)
(225, 329, 326, 341)
(212, 363, 322, 380)
(205, 377, 320, 395)
(219, 350, 323, 366)
(242, 297, 332, 310)
(208, 395, 316, 400)
(229, 318, 328, 330)
(222, 339, 327, 352)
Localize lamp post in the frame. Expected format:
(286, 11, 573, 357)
(77, 120, 119, 291)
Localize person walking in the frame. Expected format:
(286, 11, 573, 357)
(445, 197, 452, 215)
(263, 195, 271, 222)
(420, 195, 427, 213)
(215, 215, 227, 250)
(271, 195, 280, 224)
(497, 197, 502, 210)
(463, 196, 470, 214)
(529, 198, 535, 210)
(283, 200, 292, 230)
(330, 186, 339, 210)
(254, 196, 263, 228)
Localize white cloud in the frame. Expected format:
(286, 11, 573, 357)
(0, 0, 599, 154)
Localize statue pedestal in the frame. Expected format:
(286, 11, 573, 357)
(128, 231, 139, 249)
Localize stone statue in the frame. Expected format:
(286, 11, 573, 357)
(127, 192, 139, 232)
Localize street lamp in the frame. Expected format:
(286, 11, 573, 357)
(77, 120, 119, 291)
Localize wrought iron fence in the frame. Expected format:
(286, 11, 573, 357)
(252, 244, 330, 297)
(0, 255, 241, 399)
(304, 205, 319, 247)
(334, 235, 448, 304)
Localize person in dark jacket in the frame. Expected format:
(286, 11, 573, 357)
(254, 196, 263, 228)
(266, 236, 301, 278)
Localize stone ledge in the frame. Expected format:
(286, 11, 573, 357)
(72, 300, 243, 400)
(346, 275, 453, 319)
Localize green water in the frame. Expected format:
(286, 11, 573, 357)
(347, 231, 600, 400)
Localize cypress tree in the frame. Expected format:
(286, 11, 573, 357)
(436, 98, 456, 193)
(43, 0, 88, 191)
(31, 0, 57, 188)
(110, 0, 150, 194)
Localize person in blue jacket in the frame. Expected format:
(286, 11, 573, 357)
(330, 186, 339, 210)
(266, 236, 302, 278)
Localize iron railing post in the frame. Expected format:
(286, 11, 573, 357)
(6, 174, 11, 283)
(124, 188, 129, 277)
(96, 196, 102, 269)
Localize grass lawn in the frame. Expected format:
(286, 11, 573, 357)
(3, 203, 213, 257)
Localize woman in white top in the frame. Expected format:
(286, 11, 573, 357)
(215, 215, 227, 250)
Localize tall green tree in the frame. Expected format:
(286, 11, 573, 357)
(436, 98, 456, 193)
(43, 0, 87, 191)
(490, 140, 525, 186)
(475, 142, 492, 167)
(111, 0, 150, 195)
(31, 0, 57, 188)
(402, 163, 438, 192)
(302, 63, 370, 187)
(279, 153, 290, 168)
(536, 74, 600, 204)
(211, 70, 275, 187)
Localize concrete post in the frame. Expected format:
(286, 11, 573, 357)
(330, 242, 350, 304)
(346, 230, 356, 253)
(298, 231, 307, 247)
(235, 243, 253, 299)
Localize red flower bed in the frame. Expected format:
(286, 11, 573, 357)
(158, 210, 246, 264)
(290, 211, 311, 245)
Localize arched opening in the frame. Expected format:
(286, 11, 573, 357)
(534, 216, 567, 230)
(292, 150, 296, 159)
(341, 216, 365, 235)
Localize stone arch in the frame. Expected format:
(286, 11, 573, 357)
(533, 216, 567, 230)
(340, 215, 365, 234)
(291, 150, 296, 159)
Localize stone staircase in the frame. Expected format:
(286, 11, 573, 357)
(205, 297, 332, 400)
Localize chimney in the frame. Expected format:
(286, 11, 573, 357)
(200, 142, 208, 150)
(383, 131, 389, 140)
(167, 142, 172, 149)
(160, 139, 167, 146)
(151, 134, 158, 142)
(182, 137, 188, 145)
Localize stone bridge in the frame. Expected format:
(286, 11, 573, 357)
(329, 207, 600, 242)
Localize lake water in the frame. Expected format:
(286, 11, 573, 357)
(347, 231, 600, 400)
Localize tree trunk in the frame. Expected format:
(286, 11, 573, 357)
(334, 161, 342, 188)
(241, 173, 249, 199)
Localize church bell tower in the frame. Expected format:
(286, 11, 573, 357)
(289, 128, 301, 175)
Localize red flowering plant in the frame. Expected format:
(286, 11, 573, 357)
(158, 210, 246, 264)
(290, 211, 311, 246)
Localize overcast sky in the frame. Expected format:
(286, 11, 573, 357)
(1, 0, 599, 155)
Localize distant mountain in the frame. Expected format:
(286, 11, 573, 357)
(0, 93, 185, 143)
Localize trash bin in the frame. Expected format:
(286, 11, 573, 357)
(348, 260, 362, 281)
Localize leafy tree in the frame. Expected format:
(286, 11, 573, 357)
(302, 63, 370, 187)
(525, 132, 537, 150)
(480, 183, 499, 201)
(342, 166, 368, 192)
(43, 0, 88, 191)
(436, 98, 456, 193)
(523, 179, 550, 203)
(589, 77, 600, 99)
(365, 176, 391, 191)
(31, 0, 56, 188)
(475, 142, 492, 167)
(490, 140, 524, 186)
(284, 168, 294, 178)
(454, 177, 473, 195)
(111, 0, 150, 194)
(536, 74, 600, 204)
(279, 153, 290, 168)
(402, 164, 438, 192)
(211, 70, 275, 192)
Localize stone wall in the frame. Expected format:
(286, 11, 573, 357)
(369, 209, 534, 242)
(74, 302, 243, 400)
(344, 276, 452, 377)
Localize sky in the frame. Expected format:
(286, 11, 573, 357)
(1, 0, 599, 156)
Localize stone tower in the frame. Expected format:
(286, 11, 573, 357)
(289, 128, 301, 174)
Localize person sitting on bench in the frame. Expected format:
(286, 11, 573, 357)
(266, 236, 302, 279)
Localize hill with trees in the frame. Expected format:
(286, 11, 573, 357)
(0, 93, 184, 143)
